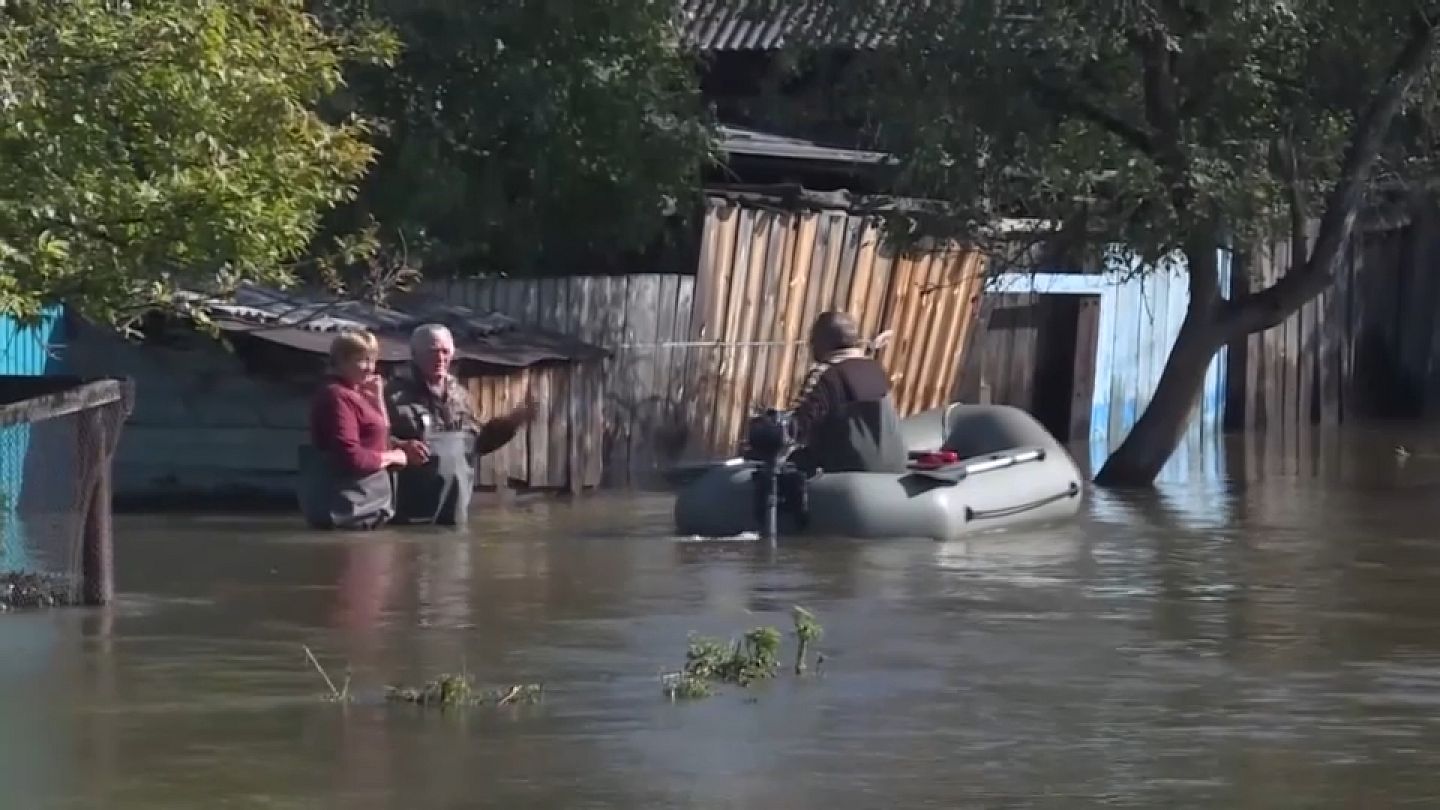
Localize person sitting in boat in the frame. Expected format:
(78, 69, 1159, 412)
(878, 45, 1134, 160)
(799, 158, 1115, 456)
(299, 330, 430, 530)
(786, 311, 909, 475)
(385, 323, 538, 525)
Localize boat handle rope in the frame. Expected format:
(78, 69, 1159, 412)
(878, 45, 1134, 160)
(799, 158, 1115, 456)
(963, 481, 1081, 522)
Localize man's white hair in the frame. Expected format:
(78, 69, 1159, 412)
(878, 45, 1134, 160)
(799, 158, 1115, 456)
(410, 323, 455, 354)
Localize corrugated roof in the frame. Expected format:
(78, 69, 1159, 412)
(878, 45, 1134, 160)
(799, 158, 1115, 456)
(718, 124, 890, 164)
(678, 0, 894, 52)
(176, 283, 608, 369)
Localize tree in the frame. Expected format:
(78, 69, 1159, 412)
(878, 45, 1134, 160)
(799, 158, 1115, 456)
(0, 0, 396, 327)
(322, 0, 717, 277)
(806, 0, 1440, 485)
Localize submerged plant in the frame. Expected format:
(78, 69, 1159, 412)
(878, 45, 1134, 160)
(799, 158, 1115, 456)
(663, 620, 799, 699)
(386, 673, 474, 707)
(384, 675, 542, 709)
(301, 645, 540, 709)
(736, 626, 781, 685)
(0, 571, 78, 611)
(662, 672, 712, 700)
(792, 606, 824, 675)
(304, 646, 353, 703)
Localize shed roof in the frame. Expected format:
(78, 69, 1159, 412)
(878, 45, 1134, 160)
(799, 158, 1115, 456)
(176, 283, 608, 369)
(718, 124, 890, 165)
(678, 0, 896, 52)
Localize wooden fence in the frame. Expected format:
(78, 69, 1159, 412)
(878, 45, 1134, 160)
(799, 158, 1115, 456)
(426, 196, 987, 487)
(418, 275, 691, 491)
(684, 197, 986, 459)
(1227, 220, 1424, 437)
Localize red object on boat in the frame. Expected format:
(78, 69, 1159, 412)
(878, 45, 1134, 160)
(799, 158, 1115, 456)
(910, 450, 959, 469)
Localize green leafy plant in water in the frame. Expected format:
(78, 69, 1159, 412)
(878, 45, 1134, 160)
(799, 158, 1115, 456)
(661, 672, 712, 700)
(687, 627, 781, 686)
(792, 606, 824, 675)
(664, 623, 792, 699)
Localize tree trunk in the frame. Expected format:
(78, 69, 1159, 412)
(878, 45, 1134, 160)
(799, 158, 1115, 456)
(1092, 305, 1228, 486)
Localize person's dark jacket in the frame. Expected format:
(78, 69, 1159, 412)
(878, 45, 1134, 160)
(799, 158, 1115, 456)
(791, 356, 908, 474)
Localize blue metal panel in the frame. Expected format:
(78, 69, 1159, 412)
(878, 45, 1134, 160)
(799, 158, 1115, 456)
(1109, 260, 1141, 439)
(0, 308, 64, 571)
(1136, 268, 1162, 409)
(1090, 283, 1120, 442)
(989, 248, 1231, 462)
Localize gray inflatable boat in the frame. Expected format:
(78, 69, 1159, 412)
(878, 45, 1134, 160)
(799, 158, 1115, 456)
(673, 403, 1084, 541)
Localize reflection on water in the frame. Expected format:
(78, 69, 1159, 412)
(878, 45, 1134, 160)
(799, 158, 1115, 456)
(6, 428, 1440, 807)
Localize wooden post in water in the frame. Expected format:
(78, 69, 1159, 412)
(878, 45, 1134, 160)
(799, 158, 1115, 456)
(81, 441, 113, 606)
(76, 402, 117, 606)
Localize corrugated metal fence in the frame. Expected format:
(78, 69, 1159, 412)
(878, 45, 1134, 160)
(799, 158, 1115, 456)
(1, 308, 64, 567)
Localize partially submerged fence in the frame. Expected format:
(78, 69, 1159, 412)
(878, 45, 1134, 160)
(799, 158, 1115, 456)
(426, 196, 986, 487)
(0, 376, 134, 607)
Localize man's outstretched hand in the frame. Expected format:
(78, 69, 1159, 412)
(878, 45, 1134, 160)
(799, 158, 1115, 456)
(510, 393, 541, 425)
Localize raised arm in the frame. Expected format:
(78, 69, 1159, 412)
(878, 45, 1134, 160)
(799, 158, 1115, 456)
(475, 390, 539, 456)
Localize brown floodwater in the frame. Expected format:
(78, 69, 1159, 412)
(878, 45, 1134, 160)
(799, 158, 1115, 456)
(6, 427, 1440, 808)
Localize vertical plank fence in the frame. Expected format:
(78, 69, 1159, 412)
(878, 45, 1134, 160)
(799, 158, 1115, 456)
(1227, 217, 1438, 438)
(426, 196, 986, 486)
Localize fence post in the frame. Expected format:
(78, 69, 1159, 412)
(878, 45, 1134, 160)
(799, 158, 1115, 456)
(76, 405, 114, 606)
(81, 438, 113, 606)
(79, 378, 132, 607)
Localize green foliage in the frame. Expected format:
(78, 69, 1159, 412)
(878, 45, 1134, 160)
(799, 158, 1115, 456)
(809, 0, 1440, 269)
(0, 0, 397, 327)
(792, 604, 823, 674)
(683, 627, 782, 686)
(324, 0, 717, 277)
(664, 613, 818, 700)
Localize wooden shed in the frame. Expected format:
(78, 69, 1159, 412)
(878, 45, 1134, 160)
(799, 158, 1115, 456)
(62, 284, 607, 506)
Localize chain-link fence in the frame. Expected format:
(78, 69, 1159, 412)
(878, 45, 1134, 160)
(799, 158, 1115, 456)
(0, 377, 134, 609)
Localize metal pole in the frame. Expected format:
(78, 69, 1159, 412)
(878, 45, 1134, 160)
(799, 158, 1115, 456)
(760, 461, 779, 545)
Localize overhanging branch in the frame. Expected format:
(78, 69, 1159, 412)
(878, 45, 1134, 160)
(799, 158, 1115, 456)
(1226, 8, 1440, 335)
(1028, 76, 1156, 156)
(1134, 28, 1192, 211)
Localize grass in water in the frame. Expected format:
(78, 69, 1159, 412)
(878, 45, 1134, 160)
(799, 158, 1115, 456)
(302, 645, 540, 709)
(0, 571, 78, 611)
(384, 676, 542, 708)
(304, 645, 352, 703)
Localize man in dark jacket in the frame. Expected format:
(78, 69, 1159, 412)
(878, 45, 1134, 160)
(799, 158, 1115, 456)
(787, 311, 909, 474)
(385, 323, 537, 525)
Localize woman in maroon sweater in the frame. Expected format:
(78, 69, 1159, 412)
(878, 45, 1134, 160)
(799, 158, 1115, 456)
(300, 331, 429, 529)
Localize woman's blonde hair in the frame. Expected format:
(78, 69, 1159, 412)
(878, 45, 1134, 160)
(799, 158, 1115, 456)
(329, 330, 380, 367)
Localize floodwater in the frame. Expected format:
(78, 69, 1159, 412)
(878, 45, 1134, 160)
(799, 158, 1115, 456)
(6, 427, 1440, 808)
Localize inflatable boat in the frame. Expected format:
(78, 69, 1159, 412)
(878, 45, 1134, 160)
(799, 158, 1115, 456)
(673, 403, 1084, 541)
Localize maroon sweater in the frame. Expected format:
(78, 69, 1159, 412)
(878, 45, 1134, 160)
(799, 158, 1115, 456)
(310, 378, 389, 474)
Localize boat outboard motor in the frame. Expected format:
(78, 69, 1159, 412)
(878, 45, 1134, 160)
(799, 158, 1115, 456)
(744, 408, 808, 541)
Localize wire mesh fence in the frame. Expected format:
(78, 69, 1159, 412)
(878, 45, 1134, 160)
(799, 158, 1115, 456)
(0, 377, 133, 610)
